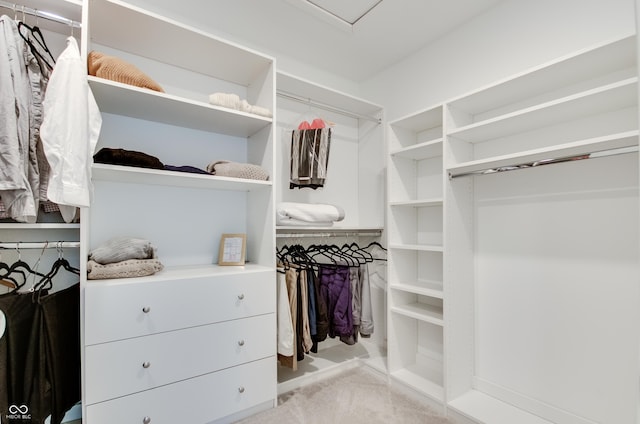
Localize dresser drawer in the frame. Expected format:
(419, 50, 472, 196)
(85, 313, 275, 405)
(85, 356, 276, 424)
(85, 270, 275, 345)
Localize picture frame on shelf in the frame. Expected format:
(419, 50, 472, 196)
(218, 233, 246, 265)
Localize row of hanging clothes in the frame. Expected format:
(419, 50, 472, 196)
(276, 241, 386, 371)
(0, 242, 81, 424)
(0, 2, 98, 224)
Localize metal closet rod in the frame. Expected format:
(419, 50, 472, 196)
(0, 1, 81, 28)
(277, 231, 382, 238)
(276, 89, 381, 124)
(449, 145, 638, 179)
(0, 241, 80, 249)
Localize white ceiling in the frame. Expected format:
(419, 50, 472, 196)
(147, 0, 505, 82)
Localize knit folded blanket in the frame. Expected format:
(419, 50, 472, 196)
(88, 236, 157, 265)
(87, 259, 164, 280)
(88, 51, 164, 93)
(206, 160, 270, 181)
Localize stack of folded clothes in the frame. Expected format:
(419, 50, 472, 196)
(87, 236, 164, 280)
(206, 160, 270, 180)
(208, 92, 272, 118)
(276, 202, 345, 227)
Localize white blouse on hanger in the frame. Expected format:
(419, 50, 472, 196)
(40, 36, 101, 221)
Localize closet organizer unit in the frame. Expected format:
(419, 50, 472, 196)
(443, 35, 638, 423)
(387, 106, 445, 405)
(0, 0, 83, 281)
(80, 1, 277, 423)
(275, 72, 386, 392)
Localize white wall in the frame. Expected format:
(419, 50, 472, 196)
(362, 0, 636, 122)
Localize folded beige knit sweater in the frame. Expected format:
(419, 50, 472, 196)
(88, 51, 164, 93)
(87, 259, 164, 280)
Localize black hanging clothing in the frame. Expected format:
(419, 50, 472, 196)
(0, 283, 80, 424)
(0, 291, 45, 423)
(33, 283, 80, 424)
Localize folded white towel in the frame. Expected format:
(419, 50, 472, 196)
(209, 92, 241, 109)
(276, 202, 345, 225)
(251, 104, 273, 118)
(239, 99, 252, 113)
(208, 92, 272, 118)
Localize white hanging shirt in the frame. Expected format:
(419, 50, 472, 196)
(40, 37, 101, 210)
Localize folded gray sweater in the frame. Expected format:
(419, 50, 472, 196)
(88, 236, 156, 265)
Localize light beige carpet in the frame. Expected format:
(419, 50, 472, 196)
(234, 366, 453, 424)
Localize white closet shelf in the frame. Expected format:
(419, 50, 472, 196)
(448, 34, 636, 116)
(447, 130, 639, 178)
(0, 223, 80, 229)
(391, 367, 444, 402)
(390, 138, 443, 160)
(390, 303, 444, 326)
(390, 106, 443, 133)
(88, 77, 272, 137)
(276, 71, 382, 120)
(448, 77, 637, 143)
(88, 0, 272, 86)
(92, 164, 272, 191)
(389, 243, 443, 252)
(0, 0, 82, 31)
(276, 226, 383, 236)
(389, 199, 443, 208)
(390, 282, 444, 299)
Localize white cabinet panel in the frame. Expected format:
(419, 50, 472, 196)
(85, 270, 275, 345)
(85, 357, 276, 424)
(85, 313, 276, 404)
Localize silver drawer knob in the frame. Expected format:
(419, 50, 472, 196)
(238, 339, 245, 346)
(237, 294, 245, 300)
(143, 417, 151, 424)
(238, 386, 245, 393)
(142, 306, 151, 313)
(142, 362, 151, 369)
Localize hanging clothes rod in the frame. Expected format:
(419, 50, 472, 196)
(0, 1, 81, 28)
(448, 145, 638, 179)
(0, 241, 80, 250)
(276, 229, 383, 238)
(276, 89, 381, 124)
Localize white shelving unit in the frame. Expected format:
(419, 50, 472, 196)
(274, 71, 387, 390)
(275, 71, 385, 232)
(387, 105, 446, 406)
(388, 36, 638, 422)
(444, 33, 639, 424)
(0, 0, 83, 292)
(80, 1, 277, 422)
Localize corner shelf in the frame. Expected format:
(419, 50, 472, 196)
(391, 281, 444, 299)
(390, 138, 443, 160)
(390, 302, 444, 326)
(389, 243, 443, 252)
